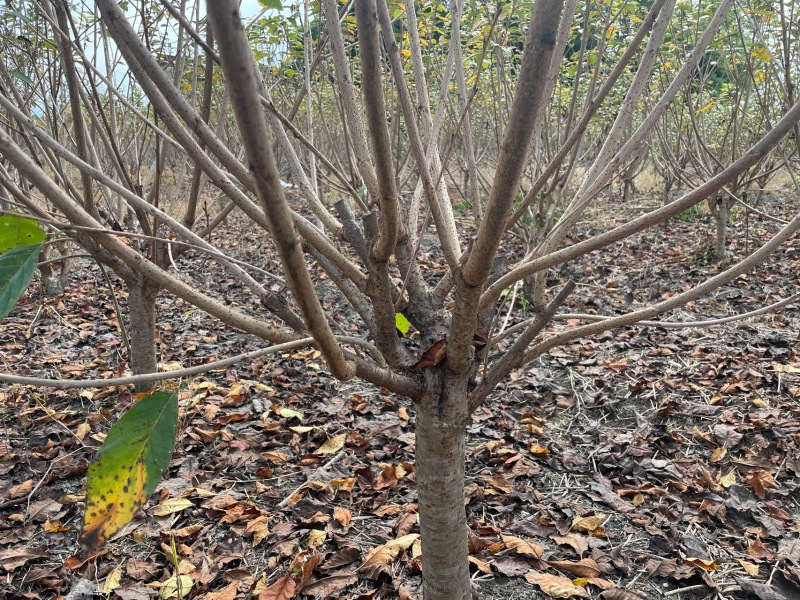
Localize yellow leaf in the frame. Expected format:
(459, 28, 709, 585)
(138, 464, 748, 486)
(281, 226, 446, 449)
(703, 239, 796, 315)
(76, 423, 92, 441)
(316, 433, 347, 455)
(308, 529, 326, 548)
(102, 564, 123, 594)
(572, 515, 605, 532)
(751, 45, 772, 62)
(773, 363, 800, 373)
(158, 575, 193, 599)
(44, 519, 70, 533)
(360, 534, 419, 570)
(288, 426, 315, 434)
(150, 498, 194, 517)
(530, 443, 549, 455)
(718, 469, 736, 488)
(739, 559, 759, 576)
(278, 408, 303, 421)
(696, 100, 717, 114)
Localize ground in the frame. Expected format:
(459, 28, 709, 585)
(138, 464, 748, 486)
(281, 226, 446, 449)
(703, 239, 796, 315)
(0, 190, 798, 600)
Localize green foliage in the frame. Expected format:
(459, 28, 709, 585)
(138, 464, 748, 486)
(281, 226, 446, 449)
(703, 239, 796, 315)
(79, 390, 179, 551)
(0, 214, 46, 252)
(0, 214, 45, 320)
(673, 204, 706, 223)
(0, 244, 42, 320)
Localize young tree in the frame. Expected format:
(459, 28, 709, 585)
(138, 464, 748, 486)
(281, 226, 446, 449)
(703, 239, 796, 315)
(1, 1, 799, 599)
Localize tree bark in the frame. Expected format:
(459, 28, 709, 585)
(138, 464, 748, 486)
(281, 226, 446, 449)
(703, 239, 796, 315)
(127, 277, 160, 392)
(714, 198, 729, 262)
(415, 378, 472, 600)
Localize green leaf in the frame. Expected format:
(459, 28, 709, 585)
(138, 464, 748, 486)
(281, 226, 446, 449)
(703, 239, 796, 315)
(80, 390, 179, 550)
(258, 0, 283, 10)
(0, 214, 45, 253)
(0, 243, 42, 320)
(395, 312, 411, 336)
(10, 70, 33, 85)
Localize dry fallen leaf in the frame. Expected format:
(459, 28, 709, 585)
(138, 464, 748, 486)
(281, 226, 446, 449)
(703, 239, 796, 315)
(360, 533, 419, 571)
(738, 559, 759, 576)
(747, 470, 779, 499)
(316, 433, 346, 455)
(258, 574, 296, 600)
(572, 514, 605, 533)
(502, 535, 544, 558)
(202, 582, 238, 600)
(333, 506, 351, 527)
(525, 572, 590, 598)
(548, 558, 601, 578)
(550, 533, 589, 555)
(102, 564, 123, 594)
(710, 446, 727, 463)
(308, 529, 326, 548)
(682, 557, 718, 571)
(468, 555, 492, 574)
(150, 498, 194, 517)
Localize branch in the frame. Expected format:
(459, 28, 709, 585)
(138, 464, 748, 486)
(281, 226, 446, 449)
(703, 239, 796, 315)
(522, 212, 800, 365)
(480, 94, 800, 313)
(321, 0, 380, 202)
(0, 338, 317, 389)
(0, 129, 297, 345)
(376, 0, 461, 270)
(207, 1, 355, 381)
(470, 281, 575, 410)
(461, 0, 564, 288)
(356, 0, 399, 263)
(448, 0, 564, 376)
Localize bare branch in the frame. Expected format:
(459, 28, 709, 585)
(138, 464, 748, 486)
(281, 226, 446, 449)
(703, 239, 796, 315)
(523, 213, 800, 365)
(207, 0, 355, 381)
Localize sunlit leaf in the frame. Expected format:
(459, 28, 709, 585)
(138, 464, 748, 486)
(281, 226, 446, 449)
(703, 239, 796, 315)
(395, 312, 411, 336)
(150, 497, 194, 516)
(0, 214, 45, 252)
(316, 433, 346, 455)
(258, 0, 283, 10)
(79, 390, 179, 550)
(158, 575, 193, 599)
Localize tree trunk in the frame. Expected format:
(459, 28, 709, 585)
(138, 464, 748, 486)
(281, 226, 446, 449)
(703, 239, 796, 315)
(127, 278, 160, 391)
(623, 175, 635, 203)
(416, 380, 472, 600)
(661, 175, 673, 205)
(714, 199, 728, 261)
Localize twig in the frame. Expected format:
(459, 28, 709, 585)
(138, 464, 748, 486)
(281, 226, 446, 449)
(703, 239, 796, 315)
(664, 584, 710, 596)
(277, 450, 346, 509)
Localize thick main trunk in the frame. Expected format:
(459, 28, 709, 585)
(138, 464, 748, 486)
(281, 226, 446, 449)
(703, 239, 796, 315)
(127, 278, 160, 391)
(416, 382, 471, 600)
